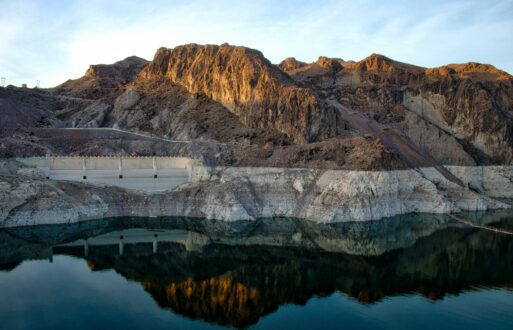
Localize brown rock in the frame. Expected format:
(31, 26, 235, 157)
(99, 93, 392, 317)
(284, 52, 513, 164)
(139, 43, 344, 143)
(278, 57, 307, 73)
(2, 43, 512, 168)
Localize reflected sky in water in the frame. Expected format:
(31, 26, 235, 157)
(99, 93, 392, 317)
(1, 213, 513, 329)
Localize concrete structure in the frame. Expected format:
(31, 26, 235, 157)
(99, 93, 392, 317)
(17, 156, 199, 193)
(55, 228, 208, 256)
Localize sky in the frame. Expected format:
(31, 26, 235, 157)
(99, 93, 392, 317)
(1, 0, 513, 87)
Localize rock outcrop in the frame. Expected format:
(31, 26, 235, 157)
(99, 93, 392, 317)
(139, 44, 344, 143)
(278, 57, 307, 72)
(285, 52, 513, 164)
(85, 56, 148, 80)
(58, 56, 148, 94)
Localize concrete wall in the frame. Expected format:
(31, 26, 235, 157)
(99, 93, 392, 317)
(83, 158, 119, 170)
(18, 156, 197, 170)
(16, 156, 198, 192)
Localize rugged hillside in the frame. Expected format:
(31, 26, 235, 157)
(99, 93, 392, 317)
(1, 43, 512, 169)
(139, 44, 344, 143)
(56, 56, 148, 98)
(282, 53, 513, 165)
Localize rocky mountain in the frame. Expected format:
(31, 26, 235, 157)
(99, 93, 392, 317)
(282, 53, 513, 165)
(139, 44, 343, 143)
(1, 43, 512, 169)
(57, 56, 148, 98)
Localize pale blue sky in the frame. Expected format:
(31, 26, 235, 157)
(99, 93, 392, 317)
(1, 0, 512, 87)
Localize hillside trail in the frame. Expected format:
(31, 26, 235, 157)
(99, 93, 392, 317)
(328, 99, 464, 187)
(38, 127, 191, 143)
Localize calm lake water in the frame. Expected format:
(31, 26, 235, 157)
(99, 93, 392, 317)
(1, 213, 513, 329)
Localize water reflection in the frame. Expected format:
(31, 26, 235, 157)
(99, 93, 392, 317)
(1, 212, 513, 328)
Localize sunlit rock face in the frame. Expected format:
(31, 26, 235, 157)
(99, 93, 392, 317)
(278, 57, 307, 72)
(139, 43, 344, 143)
(143, 278, 266, 328)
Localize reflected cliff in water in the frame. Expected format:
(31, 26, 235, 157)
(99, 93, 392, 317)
(1, 211, 513, 328)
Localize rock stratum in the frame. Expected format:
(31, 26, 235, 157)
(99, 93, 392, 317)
(1, 43, 513, 226)
(1, 158, 512, 228)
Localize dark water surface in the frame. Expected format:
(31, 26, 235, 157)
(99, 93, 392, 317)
(1, 213, 513, 329)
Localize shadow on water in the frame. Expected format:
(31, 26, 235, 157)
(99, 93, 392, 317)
(1, 210, 513, 328)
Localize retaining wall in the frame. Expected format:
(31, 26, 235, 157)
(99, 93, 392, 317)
(17, 156, 196, 170)
(16, 156, 199, 192)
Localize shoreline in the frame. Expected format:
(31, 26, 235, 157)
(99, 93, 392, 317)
(2, 158, 513, 228)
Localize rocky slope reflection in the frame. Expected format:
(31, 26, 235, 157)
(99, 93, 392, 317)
(1, 214, 513, 328)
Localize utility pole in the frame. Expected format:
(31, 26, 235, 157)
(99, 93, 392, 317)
(1, 77, 5, 87)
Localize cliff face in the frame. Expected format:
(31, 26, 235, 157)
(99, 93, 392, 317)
(286, 53, 513, 164)
(139, 44, 343, 143)
(412, 75, 513, 163)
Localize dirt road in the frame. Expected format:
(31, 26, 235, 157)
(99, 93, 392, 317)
(328, 99, 464, 187)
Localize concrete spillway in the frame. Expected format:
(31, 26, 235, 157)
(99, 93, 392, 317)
(17, 156, 198, 193)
